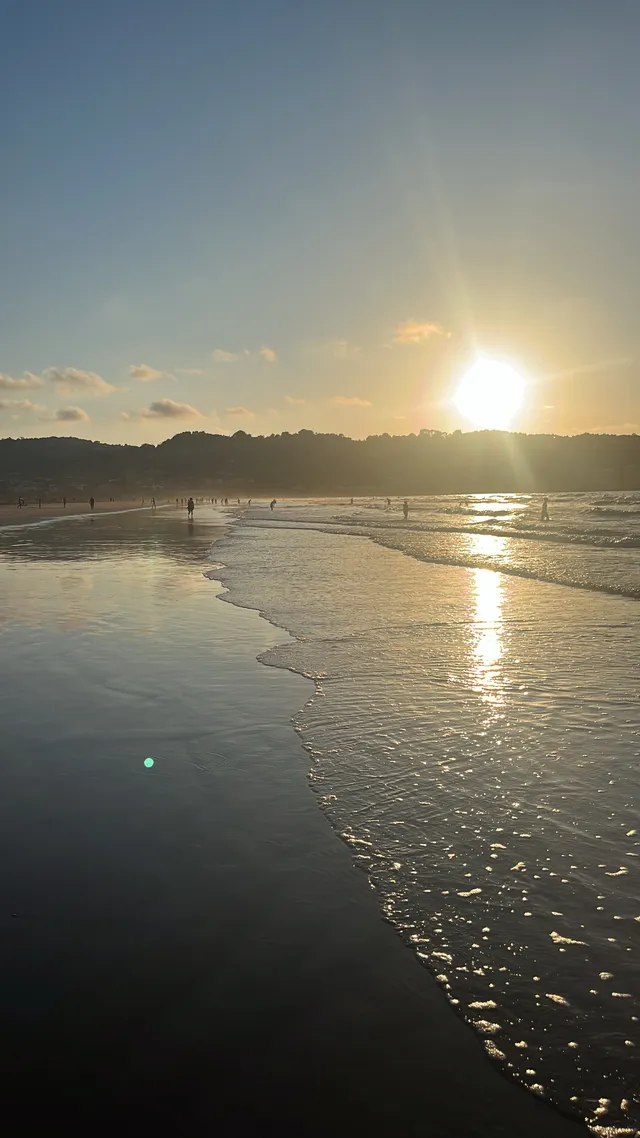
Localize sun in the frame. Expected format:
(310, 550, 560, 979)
(453, 357, 525, 430)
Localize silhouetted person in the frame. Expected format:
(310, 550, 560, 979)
(187, 497, 194, 518)
(386, 497, 391, 507)
(270, 499, 276, 511)
(175, 498, 178, 506)
(89, 497, 95, 511)
(403, 499, 409, 520)
(63, 497, 66, 508)
(541, 496, 550, 522)
(350, 497, 354, 505)
(151, 497, 156, 509)
(38, 498, 41, 509)
(248, 499, 252, 506)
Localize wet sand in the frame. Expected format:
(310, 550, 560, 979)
(0, 499, 159, 526)
(0, 508, 587, 1137)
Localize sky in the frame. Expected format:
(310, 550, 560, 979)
(1, 0, 640, 444)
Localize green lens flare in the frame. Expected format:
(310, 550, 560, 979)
(144, 757, 155, 768)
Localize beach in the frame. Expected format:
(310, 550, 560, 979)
(0, 501, 634, 1135)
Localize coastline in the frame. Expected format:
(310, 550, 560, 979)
(0, 500, 160, 527)
(0, 508, 590, 1135)
(211, 540, 589, 1136)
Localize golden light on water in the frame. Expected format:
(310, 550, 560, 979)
(472, 567, 505, 710)
(454, 357, 526, 430)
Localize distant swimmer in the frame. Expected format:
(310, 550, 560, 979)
(89, 496, 95, 511)
(541, 496, 550, 522)
(403, 499, 409, 521)
(270, 499, 276, 511)
(187, 496, 195, 518)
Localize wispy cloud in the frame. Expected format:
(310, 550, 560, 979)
(121, 399, 203, 421)
(53, 406, 90, 422)
(0, 373, 45, 390)
(176, 367, 205, 376)
(393, 320, 450, 345)
(329, 339, 361, 360)
(129, 363, 172, 382)
(226, 406, 254, 417)
(285, 395, 305, 405)
(0, 399, 47, 412)
(213, 347, 278, 364)
(212, 349, 240, 363)
(330, 395, 372, 407)
(43, 367, 117, 396)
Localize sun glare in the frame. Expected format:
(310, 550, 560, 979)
(453, 358, 525, 430)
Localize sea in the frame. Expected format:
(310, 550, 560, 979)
(214, 491, 640, 1137)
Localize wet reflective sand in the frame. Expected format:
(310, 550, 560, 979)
(0, 508, 586, 1136)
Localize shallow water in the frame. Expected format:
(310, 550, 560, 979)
(216, 495, 640, 1135)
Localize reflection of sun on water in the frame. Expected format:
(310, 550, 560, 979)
(472, 568, 505, 708)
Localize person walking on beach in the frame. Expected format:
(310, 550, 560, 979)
(89, 496, 95, 511)
(270, 499, 276, 511)
(187, 496, 195, 518)
(541, 496, 550, 522)
(403, 499, 409, 521)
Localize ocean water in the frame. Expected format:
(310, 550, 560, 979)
(216, 492, 640, 1137)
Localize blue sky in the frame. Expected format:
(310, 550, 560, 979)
(1, 0, 639, 442)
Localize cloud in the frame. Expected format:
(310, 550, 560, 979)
(175, 367, 205, 375)
(330, 396, 372, 407)
(212, 349, 239, 363)
(213, 347, 278, 363)
(54, 406, 90, 422)
(285, 395, 305, 405)
(0, 372, 45, 390)
(121, 398, 203, 421)
(129, 363, 172, 382)
(226, 406, 254, 417)
(43, 366, 117, 396)
(0, 399, 47, 412)
(393, 320, 450, 345)
(329, 339, 361, 360)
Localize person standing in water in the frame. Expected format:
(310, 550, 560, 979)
(402, 499, 409, 521)
(541, 496, 550, 522)
(187, 497, 195, 518)
(270, 499, 276, 511)
(63, 497, 66, 508)
(89, 496, 95, 511)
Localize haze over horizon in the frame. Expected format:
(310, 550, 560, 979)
(2, 0, 639, 444)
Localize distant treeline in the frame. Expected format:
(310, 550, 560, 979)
(0, 428, 639, 498)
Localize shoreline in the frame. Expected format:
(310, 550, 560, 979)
(212, 529, 589, 1137)
(0, 500, 161, 528)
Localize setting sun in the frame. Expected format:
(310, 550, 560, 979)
(453, 358, 526, 430)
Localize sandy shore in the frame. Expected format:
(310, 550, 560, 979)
(0, 508, 587, 1137)
(0, 500, 160, 526)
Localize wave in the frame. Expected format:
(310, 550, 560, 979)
(589, 506, 640, 517)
